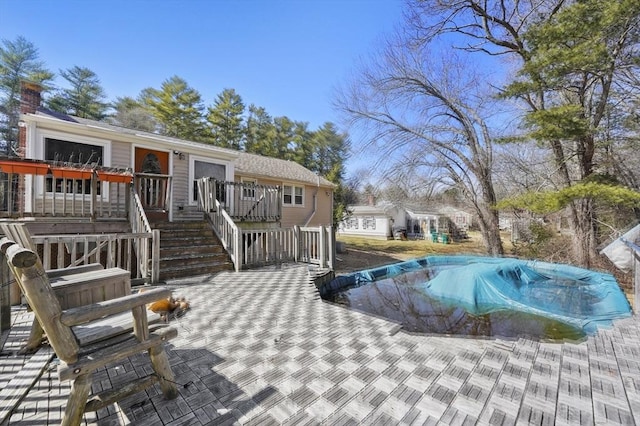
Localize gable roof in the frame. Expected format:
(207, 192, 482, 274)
(348, 202, 400, 216)
(235, 152, 334, 187)
(25, 110, 334, 188)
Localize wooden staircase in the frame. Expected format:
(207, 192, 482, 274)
(152, 221, 233, 281)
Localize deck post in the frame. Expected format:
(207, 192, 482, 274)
(293, 226, 300, 263)
(0, 251, 10, 331)
(125, 182, 132, 218)
(319, 226, 326, 268)
(151, 229, 160, 283)
(328, 226, 335, 270)
(90, 171, 98, 222)
(234, 229, 242, 272)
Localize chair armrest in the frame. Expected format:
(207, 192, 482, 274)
(60, 288, 170, 326)
(46, 263, 104, 279)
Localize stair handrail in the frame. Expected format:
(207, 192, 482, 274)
(129, 185, 160, 282)
(197, 177, 241, 272)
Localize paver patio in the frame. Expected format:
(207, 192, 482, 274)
(2, 263, 639, 425)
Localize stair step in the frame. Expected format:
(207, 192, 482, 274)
(159, 263, 233, 280)
(152, 221, 209, 230)
(160, 237, 221, 247)
(158, 229, 211, 238)
(153, 220, 231, 279)
(160, 245, 225, 256)
(160, 252, 229, 266)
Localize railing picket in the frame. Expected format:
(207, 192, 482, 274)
(126, 238, 132, 275)
(99, 179, 104, 217)
(39, 176, 44, 216)
(70, 237, 77, 264)
(62, 177, 67, 215)
(56, 240, 64, 269)
(42, 238, 50, 270)
(29, 232, 152, 277)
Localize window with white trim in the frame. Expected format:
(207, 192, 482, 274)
(282, 184, 304, 206)
(241, 178, 257, 200)
(192, 160, 226, 203)
(44, 138, 104, 195)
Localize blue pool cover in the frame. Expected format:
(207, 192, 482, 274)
(326, 256, 632, 334)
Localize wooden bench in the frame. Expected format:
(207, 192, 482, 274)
(0, 223, 135, 353)
(0, 237, 178, 426)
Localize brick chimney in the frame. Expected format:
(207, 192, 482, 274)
(368, 194, 376, 206)
(18, 81, 42, 158)
(20, 80, 42, 114)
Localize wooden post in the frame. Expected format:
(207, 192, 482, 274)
(62, 373, 92, 426)
(132, 305, 149, 341)
(318, 226, 326, 268)
(5, 243, 80, 363)
(151, 229, 160, 284)
(0, 250, 11, 332)
(90, 171, 98, 222)
(234, 229, 242, 272)
(328, 226, 335, 270)
(148, 345, 178, 399)
(293, 226, 300, 263)
(125, 182, 132, 219)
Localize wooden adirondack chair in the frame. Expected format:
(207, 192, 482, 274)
(0, 238, 178, 426)
(0, 223, 133, 353)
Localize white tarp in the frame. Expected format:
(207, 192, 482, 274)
(600, 223, 640, 273)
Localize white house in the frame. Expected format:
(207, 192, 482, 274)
(338, 201, 474, 241)
(337, 202, 405, 239)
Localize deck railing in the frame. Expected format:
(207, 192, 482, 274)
(197, 177, 281, 221)
(198, 178, 241, 271)
(297, 226, 333, 269)
(30, 232, 153, 280)
(0, 159, 131, 220)
(242, 225, 334, 270)
(129, 187, 160, 283)
(197, 177, 333, 271)
(134, 173, 171, 213)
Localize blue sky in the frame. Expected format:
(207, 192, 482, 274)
(0, 0, 404, 135)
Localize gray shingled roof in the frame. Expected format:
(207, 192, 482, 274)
(31, 110, 334, 187)
(35, 110, 238, 156)
(235, 152, 334, 187)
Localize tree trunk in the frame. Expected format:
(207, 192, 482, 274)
(568, 199, 598, 267)
(477, 204, 504, 257)
(477, 170, 504, 257)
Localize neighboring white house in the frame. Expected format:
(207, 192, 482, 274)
(338, 202, 474, 240)
(438, 206, 473, 232)
(337, 202, 405, 239)
(405, 209, 442, 239)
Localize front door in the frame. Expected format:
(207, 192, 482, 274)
(135, 148, 170, 222)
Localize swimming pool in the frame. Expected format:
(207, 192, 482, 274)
(323, 256, 632, 340)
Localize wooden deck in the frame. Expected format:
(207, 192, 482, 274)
(1, 265, 640, 425)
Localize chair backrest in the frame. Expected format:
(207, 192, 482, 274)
(0, 238, 80, 363)
(0, 223, 37, 252)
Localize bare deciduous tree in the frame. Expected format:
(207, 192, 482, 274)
(407, 0, 640, 266)
(337, 39, 504, 255)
